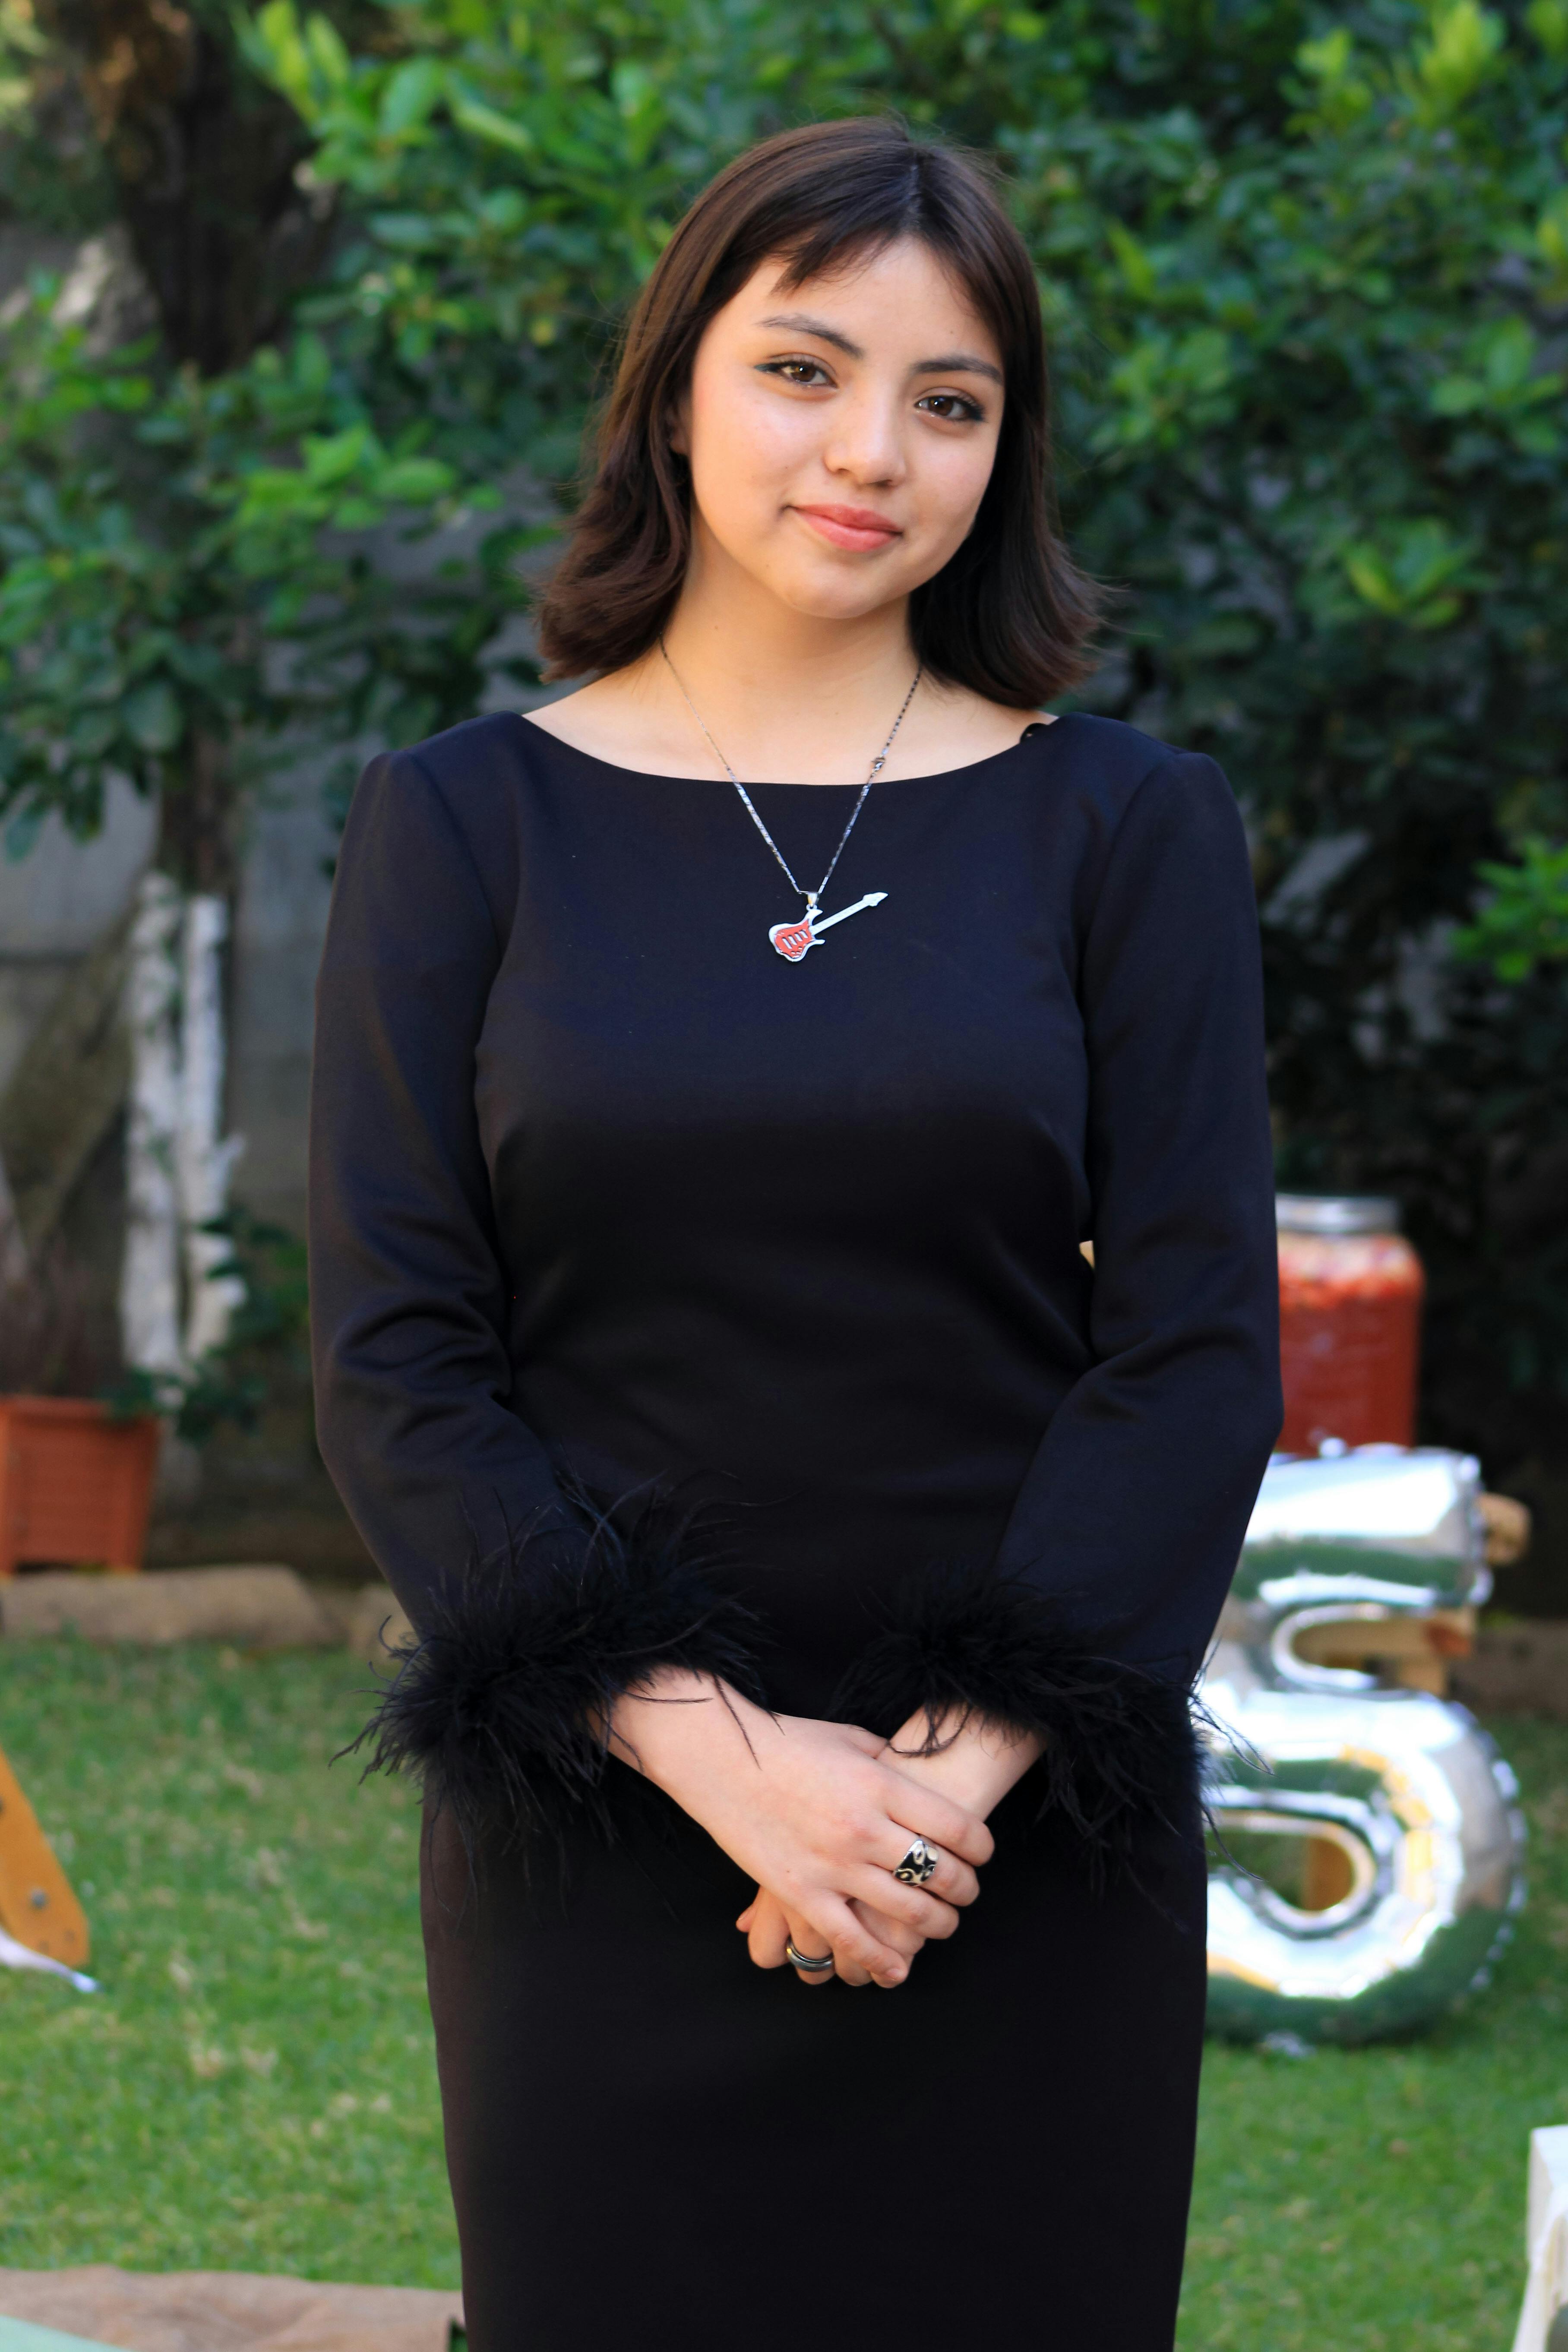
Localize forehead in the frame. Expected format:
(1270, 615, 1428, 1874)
(725, 239, 1002, 361)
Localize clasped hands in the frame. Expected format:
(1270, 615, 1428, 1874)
(608, 1672, 1041, 1990)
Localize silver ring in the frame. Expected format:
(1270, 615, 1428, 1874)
(894, 1836, 939, 1886)
(785, 1938, 835, 1973)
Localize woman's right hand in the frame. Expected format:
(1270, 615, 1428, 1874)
(735, 1881, 933, 1987)
(608, 1670, 993, 1986)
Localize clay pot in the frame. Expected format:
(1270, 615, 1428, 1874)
(0, 1396, 160, 1577)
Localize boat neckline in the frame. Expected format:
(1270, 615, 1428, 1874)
(505, 707, 1081, 790)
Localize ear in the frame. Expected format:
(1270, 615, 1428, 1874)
(668, 383, 691, 459)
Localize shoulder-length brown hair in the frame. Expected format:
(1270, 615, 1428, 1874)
(537, 116, 1100, 707)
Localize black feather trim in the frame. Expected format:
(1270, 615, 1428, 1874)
(833, 1564, 1204, 1868)
(350, 1486, 765, 1856)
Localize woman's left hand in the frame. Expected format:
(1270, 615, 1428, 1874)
(737, 1710, 1042, 1985)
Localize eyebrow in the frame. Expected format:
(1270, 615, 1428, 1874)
(756, 313, 1004, 387)
(914, 348, 1005, 387)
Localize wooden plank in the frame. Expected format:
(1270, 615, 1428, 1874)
(1291, 1605, 1474, 1663)
(0, 1740, 89, 1967)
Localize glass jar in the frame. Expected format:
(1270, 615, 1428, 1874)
(1276, 1195, 1426, 1454)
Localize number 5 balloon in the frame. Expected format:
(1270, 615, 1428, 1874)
(1201, 1445, 1526, 2046)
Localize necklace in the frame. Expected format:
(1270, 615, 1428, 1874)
(658, 639, 922, 962)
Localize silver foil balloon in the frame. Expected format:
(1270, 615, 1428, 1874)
(1201, 1445, 1526, 2045)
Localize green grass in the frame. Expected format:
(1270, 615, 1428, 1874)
(0, 1646, 1563, 2344)
(0, 1643, 454, 2289)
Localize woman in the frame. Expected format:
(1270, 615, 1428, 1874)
(310, 116, 1281, 2351)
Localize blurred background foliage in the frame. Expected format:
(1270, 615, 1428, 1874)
(0, 0, 1566, 1555)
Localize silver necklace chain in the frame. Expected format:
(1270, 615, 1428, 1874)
(658, 639, 923, 911)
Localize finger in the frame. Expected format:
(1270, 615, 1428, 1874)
(787, 1937, 837, 1988)
(878, 1772, 996, 1868)
(736, 1903, 756, 1932)
(786, 1907, 869, 1988)
(880, 1836, 980, 1909)
(850, 1899, 926, 1960)
(847, 1868, 963, 1940)
(747, 1891, 792, 1972)
(778, 1900, 832, 1969)
(803, 1893, 908, 1988)
(838, 1723, 888, 1757)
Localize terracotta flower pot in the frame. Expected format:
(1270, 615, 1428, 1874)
(0, 1396, 161, 1579)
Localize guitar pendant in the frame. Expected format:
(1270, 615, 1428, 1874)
(769, 891, 888, 963)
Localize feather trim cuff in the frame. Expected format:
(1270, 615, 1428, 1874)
(833, 1566, 1202, 1860)
(351, 1493, 763, 1852)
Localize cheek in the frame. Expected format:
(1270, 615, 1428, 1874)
(687, 379, 813, 532)
(918, 436, 1001, 552)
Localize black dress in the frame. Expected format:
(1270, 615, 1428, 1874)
(308, 710, 1280, 2352)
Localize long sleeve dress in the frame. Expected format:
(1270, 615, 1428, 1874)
(308, 708, 1281, 2352)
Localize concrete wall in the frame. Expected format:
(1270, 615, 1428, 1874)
(0, 771, 331, 1245)
(0, 780, 155, 1098)
(228, 765, 339, 1233)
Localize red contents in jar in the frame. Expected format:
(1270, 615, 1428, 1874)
(1277, 1230, 1425, 1454)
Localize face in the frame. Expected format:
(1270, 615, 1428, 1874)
(676, 237, 1005, 623)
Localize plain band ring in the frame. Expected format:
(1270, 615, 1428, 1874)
(894, 1836, 940, 1886)
(785, 1937, 835, 1973)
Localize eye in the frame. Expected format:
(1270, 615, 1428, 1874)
(915, 390, 986, 424)
(758, 357, 835, 388)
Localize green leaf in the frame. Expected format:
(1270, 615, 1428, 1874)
(1431, 374, 1481, 417)
(250, 0, 313, 110)
(1539, 191, 1568, 293)
(1514, 415, 1561, 458)
(291, 332, 332, 396)
(1480, 316, 1536, 394)
(1099, 327, 1234, 451)
(328, 495, 385, 530)
(1106, 220, 1157, 300)
(610, 60, 656, 116)
(1341, 518, 1480, 629)
(1414, 0, 1505, 116)
(447, 89, 535, 155)
(374, 457, 458, 503)
(303, 11, 352, 89)
(368, 212, 445, 251)
(1526, 0, 1568, 54)
(69, 702, 117, 755)
(303, 423, 375, 487)
(1297, 27, 1355, 79)
(121, 681, 184, 753)
(477, 188, 526, 233)
(379, 57, 446, 136)
(1454, 840, 1568, 980)
(233, 468, 322, 515)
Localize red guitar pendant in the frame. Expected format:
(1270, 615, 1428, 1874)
(769, 892, 888, 962)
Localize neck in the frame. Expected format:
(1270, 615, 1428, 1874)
(654, 527, 920, 779)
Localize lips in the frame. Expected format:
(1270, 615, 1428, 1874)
(792, 504, 903, 553)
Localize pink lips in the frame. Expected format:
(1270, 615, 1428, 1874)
(793, 504, 903, 552)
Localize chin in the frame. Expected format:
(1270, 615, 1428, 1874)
(767, 563, 916, 624)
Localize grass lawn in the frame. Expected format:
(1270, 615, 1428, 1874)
(0, 1643, 1563, 2346)
(0, 1643, 453, 2291)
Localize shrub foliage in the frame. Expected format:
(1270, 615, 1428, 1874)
(2, 0, 1567, 1512)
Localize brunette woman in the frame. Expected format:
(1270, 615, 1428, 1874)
(309, 114, 1281, 2352)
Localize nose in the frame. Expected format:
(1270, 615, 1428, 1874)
(820, 385, 907, 490)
